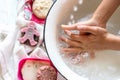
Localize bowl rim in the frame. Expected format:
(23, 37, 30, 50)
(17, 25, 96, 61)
(44, 0, 67, 79)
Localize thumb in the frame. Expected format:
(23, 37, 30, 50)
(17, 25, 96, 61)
(61, 24, 78, 30)
(78, 25, 98, 34)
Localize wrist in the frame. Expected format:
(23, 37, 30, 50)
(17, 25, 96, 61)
(90, 15, 106, 28)
(104, 33, 120, 50)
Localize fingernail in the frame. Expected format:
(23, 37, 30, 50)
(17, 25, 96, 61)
(64, 30, 71, 36)
(61, 24, 66, 27)
(61, 24, 70, 28)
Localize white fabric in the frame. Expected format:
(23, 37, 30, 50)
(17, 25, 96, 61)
(0, 0, 66, 80)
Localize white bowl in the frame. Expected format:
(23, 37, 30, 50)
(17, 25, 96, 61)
(44, 0, 120, 80)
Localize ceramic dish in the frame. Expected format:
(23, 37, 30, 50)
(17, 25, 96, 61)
(44, 0, 120, 80)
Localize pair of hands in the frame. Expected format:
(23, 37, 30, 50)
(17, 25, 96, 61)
(60, 0, 120, 58)
(60, 19, 119, 54)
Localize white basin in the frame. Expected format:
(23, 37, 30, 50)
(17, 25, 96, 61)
(44, 0, 120, 80)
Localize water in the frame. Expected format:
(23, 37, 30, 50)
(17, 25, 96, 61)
(62, 50, 120, 80)
(59, 12, 120, 80)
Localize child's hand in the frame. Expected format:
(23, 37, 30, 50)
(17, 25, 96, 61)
(61, 25, 120, 53)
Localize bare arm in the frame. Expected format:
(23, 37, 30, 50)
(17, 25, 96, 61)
(105, 33, 120, 50)
(91, 0, 120, 27)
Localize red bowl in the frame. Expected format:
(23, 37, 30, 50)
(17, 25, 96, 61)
(17, 58, 57, 80)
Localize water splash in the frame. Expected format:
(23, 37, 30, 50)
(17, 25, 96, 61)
(70, 14, 74, 20)
(73, 6, 78, 12)
(78, 0, 83, 5)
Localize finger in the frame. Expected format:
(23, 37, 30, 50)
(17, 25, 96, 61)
(64, 30, 72, 36)
(61, 21, 92, 30)
(61, 24, 78, 30)
(60, 36, 83, 48)
(64, 30, 82, 42)
(70, 34, 83, 42)
(78, 25, 98, 35)
(61, 47, 83, 54)
(64, 30, 90, 42)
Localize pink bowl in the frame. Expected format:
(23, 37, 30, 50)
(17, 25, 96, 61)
(17, 58, 57, 80)
(25, 0, 46, 24)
